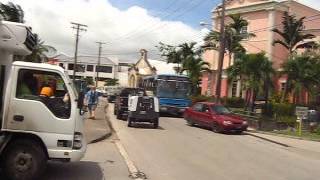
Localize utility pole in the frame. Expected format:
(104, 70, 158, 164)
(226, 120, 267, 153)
(215, 0, 226, 102)
(95, 42, 106, 87)
(71, 22, 87, 82)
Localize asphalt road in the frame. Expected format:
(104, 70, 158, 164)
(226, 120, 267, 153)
(109, 105, 320, 180)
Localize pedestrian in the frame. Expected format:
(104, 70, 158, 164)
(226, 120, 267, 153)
(85, 85, 99, 119)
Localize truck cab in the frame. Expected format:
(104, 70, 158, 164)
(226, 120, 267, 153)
(0, 21, 86, 180)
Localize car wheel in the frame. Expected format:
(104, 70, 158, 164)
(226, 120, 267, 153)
(186, 118, 195, 126)
(127, 118, 133, 127)
(153, 118, 159, 129)
(212, 122, 223, 133)
(2, 139, 47, 180)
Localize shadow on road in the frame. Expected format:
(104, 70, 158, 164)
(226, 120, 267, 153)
(129, 123, 165, 130)
(42, 161, 104, 180)
(189, 124, 246, 135)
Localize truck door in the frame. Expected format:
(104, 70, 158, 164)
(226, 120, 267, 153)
(0, 65, 5, 127)
(5, 68, 75, 137)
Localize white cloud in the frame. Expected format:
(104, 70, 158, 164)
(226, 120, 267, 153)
(3, 0, 202, 61)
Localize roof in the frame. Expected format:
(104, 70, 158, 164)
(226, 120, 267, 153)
(148, 59, 177, 74)
(13, 61, 65, 73)
(53, 54, 116, 65)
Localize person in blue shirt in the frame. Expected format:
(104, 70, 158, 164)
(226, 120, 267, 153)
(85, 86, 99, 119)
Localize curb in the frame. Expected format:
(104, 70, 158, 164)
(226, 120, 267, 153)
(244, 131, 290, 147)
(87, 102, 113, 144)
(88, 131, 112, 144)
(247, 129, 320, 142)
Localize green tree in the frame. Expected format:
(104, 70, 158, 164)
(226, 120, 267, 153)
(272, 12, 316, 102)
(204, 14, 255, 65)
(227, 52, 274, 111)
(0, 2, 24, 23)
(273, 12, 315, 56)
(158, 42, 198, 74)
(104, 78, 119, 86)
(281, 54, 320, 104)
(24, 34, 57, 63)
(158, 42, 210, 94)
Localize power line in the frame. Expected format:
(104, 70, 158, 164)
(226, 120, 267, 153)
(109, 0, 210, 43)
(71, 22, 87, 82)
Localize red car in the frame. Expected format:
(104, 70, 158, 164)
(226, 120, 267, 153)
(184, 102, 248, 133)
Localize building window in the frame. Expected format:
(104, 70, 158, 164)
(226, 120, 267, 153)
(96, 66, 113, 73)
(87, 65, 94, 72)
(76, 64, 85, 72)
(68, 63, 74, 70)
(59, 63, 64, 69)
(231, 80, 237, 97)
(280, 82, 286, 92)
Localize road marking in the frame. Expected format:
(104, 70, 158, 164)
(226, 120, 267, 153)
(114, 139, 146, 180)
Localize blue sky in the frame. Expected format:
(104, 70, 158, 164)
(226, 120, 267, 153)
(108, 0, 220, 28)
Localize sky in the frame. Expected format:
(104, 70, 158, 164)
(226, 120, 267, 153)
(2, 0, 320, 62)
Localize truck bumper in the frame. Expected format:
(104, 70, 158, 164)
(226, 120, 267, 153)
(48, 139, 87, 162)
(160, 106, 187, 114)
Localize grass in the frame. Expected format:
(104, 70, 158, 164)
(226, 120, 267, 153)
(273, 130, 320, 141)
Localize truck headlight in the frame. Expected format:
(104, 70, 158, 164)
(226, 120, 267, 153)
(73, 132, 83, 149)
(242, 121, 248, 125)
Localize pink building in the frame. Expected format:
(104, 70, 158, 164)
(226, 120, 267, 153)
(201, 0, 320, 103)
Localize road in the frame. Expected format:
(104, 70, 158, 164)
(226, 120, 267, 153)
(109, 104, 320, 180)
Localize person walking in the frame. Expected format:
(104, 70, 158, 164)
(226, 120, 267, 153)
(85, 86, 99, 119)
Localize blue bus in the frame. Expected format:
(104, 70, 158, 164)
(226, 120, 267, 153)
(141, 74, 192, 115)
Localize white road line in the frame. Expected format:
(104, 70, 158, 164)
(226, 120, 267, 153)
(114, 139, 145, 180)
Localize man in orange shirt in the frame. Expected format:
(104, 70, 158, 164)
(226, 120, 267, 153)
(40, 83, 54, 97)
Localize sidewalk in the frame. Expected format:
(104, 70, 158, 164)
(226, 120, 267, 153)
(84, 98, 113, 144)
(246, 130, 320, 155)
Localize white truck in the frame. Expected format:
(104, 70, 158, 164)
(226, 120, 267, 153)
(0, 21, 87, 179)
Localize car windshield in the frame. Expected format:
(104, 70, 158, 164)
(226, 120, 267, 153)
(211, 105, 232, 115)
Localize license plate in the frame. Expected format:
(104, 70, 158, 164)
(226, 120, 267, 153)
(140, 111, 146, 114)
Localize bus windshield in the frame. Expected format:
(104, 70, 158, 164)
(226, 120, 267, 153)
(157, 80, 190, 99)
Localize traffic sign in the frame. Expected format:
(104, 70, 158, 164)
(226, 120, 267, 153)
(295, 106, 308, 119)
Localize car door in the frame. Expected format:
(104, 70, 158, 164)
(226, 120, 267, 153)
(201, 104, 213, 126)
(189, 103, 203, 123)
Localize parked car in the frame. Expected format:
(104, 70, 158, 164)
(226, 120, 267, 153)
(114, 87, 146, 120)
(184, 102, 248, 133)
(106, 86, 121, 102)
(127, 95, 159, 128)
(97, 86, 107, 97)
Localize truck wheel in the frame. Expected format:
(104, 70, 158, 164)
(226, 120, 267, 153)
(113, 107, 117, 115)
(127, 118, 133, 127)
(153, 118, 159, 129)
(2, 139, 47, 180)
(116, 111, 122, 120)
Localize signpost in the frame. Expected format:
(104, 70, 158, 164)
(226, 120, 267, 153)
(295, 106, 309, 136)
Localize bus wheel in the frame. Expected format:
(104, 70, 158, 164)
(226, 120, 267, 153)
(2, 139, 47, 180)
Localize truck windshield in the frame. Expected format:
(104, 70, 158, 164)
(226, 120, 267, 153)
(65, 73, 78, 98)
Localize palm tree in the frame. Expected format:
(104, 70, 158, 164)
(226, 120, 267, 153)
(0, 2, 24, 23)
(158, 42, 198, 75)
(24, 34, 57, 63)
(204, 14, 255, 65)
(227, 52, 274, 111)
(273, 12, 315, 56)
(282, 55, 320, 104)
(158, 42, 210, 95)
(272, 12, 316, 102)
